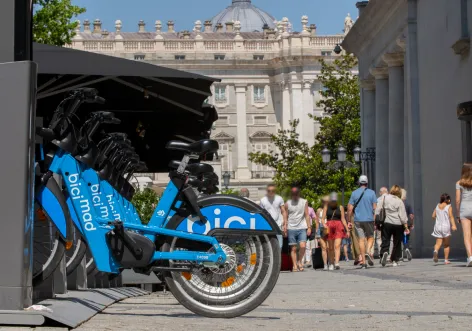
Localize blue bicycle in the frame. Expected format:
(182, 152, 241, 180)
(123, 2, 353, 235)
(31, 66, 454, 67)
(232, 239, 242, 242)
(35, 88, 281, 318)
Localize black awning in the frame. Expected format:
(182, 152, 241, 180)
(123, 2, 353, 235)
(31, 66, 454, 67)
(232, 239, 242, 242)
(33, 43, 219, 172)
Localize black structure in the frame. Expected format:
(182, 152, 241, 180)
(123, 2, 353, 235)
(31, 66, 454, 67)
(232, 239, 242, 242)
(33, 43, 219, 172)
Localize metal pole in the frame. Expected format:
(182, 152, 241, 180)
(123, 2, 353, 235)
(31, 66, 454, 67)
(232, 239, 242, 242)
(341, 164, 345, 207)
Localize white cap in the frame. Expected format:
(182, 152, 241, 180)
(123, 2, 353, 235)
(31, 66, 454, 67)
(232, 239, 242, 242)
(359, 175, 368, 184)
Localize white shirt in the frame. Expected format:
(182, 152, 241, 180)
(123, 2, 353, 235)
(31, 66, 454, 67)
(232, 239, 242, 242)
(260, 195, 285, 228)
(286, 198, 308, 230)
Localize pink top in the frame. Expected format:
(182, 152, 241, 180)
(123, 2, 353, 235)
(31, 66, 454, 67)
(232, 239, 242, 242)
(308, 207, 316, 221)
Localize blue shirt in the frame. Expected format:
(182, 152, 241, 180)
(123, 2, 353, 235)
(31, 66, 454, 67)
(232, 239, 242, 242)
(349, 187, 377, 222)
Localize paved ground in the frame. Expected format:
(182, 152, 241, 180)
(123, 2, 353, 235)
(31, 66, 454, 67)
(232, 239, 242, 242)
(4, 258, 472, 331)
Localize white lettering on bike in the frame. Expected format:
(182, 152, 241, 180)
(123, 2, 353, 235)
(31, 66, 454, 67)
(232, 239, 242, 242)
(197, 255, 209, 260)
(91, 184, 110, 219)
(185, 208, 258, 233)
(106, 194, 121, 221)
(68, 173, 96, 231)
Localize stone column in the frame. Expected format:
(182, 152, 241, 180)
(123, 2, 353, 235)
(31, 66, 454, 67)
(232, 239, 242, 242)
(370, 66, 389, 191)
(302, 81, 315, 146)
(235, 84, 251, 179)
(359, 79, 376, 150)
(384, 53, 405, 187)
(291, 82, 303, 137)
(281, 80, 292, 130)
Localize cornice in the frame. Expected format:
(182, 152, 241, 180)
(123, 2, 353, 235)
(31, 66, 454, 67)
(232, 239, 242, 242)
(369, 66, 389, 79)
(341, 0, 406, 56)
(382, 52, 404, 67)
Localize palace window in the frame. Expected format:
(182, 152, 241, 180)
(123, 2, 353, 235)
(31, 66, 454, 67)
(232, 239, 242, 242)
(214, 86, 227, 103)
(214, 54, 225, 60)
(219, 143, 232, 172)
(253, 86, 266, 103)
(175, 55, 186, 60)
(134, 54, 145, 61)
(254, 116, 267, 125)
(321, 51, 332, 56)
(253, 55, 264, 60)
(251, 143, 274, 178)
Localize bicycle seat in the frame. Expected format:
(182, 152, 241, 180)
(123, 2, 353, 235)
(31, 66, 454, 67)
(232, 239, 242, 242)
(168, 160, 214, 175)
(166, 139, 219, 155)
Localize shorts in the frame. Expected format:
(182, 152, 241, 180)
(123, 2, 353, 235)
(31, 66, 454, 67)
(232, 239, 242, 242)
(326, 220, 345, 240)
(355, 221, 375, 239)
(288, 229, 307, 246)
(342, 237, 351, 246)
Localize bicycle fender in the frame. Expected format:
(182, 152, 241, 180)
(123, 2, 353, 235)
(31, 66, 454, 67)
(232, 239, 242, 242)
(36, 177, 73, 241)
(166, 195, 281, 235)
(66, 195, 83, 235)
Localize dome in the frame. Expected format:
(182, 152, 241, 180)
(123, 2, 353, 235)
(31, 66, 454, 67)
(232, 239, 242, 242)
(210, 0, 276, 32)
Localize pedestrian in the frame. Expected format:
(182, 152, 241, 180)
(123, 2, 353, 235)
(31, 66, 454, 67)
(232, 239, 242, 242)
(317, 196, 330, 270)
(456, 164, 472, 267)
(377, 185, 410, 267)
(322, 192, 349, 270)
(285, 185, 312, 272)
(259, 184, 288, 249)
(342, 235, 351, 262)
(302, 202, 318, 268)
(239, 188, 250, 200)
(347, 175, 377, 269)
(401, 189, 414, 261)
(432, 193, 457, 264)
(374, 187, 388, 258)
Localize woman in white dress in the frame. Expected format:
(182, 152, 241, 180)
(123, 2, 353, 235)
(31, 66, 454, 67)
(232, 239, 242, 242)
(432, 193, 457, 264)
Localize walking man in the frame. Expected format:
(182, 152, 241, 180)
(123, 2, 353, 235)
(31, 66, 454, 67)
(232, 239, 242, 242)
(285, 185, 312, 272)
(347, 175, 377, 269)
(259, 184, 287, 249)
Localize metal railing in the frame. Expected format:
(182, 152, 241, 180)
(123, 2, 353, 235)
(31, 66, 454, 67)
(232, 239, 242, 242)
(251, 171, 275, 179)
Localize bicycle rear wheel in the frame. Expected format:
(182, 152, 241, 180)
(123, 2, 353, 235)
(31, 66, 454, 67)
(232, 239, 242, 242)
(32, 203, 66, 286)
(164, 234, 280, 318)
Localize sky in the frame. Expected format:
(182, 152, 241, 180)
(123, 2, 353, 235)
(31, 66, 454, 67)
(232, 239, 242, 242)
(73, 0, 359, 35)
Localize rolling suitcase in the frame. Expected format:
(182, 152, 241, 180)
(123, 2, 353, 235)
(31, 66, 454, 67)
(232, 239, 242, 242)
(312, 246, 324, 269)
(280, 237, 293, 271)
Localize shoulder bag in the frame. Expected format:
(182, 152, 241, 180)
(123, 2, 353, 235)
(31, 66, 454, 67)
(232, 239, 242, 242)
(375, 196, 386, 227)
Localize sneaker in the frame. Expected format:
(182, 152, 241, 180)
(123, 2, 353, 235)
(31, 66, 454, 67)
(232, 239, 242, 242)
(467, 256, 472, 267)
(354, 259, 361, 266)
(445, 260, 451, 265)
(433, 250, 439, 263)
(405, 248, 412, 261)
(392, 261, 398, 267)
(335, 264, 340, 270)
(345, 258, 350, 262)
(381, 252, 388, 267)
(361, 264, 368, 269)
(365, 254, 374, 266)
(323, 265, 328, 271)
(328, 264, 334, 271)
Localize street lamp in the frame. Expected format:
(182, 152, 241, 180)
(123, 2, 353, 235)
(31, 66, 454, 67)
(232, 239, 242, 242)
(222, 171, 231, 190)
(353, 146, 376, 190)
(322, 144, 357, 206)
(333, 44, 342, 54)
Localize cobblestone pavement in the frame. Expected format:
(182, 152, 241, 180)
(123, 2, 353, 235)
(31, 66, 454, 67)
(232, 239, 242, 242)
(4, 258, 472, 331)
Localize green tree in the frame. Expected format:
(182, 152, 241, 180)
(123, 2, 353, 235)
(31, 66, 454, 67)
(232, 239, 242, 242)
(131, 188, 160, 225)
(221, 188, 239, 196)
(249, 54, 360, 208)
(33, 0, 86, 46)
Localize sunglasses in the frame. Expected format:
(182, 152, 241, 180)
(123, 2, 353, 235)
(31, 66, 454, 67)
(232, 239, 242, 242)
(267, 189, 276, 193)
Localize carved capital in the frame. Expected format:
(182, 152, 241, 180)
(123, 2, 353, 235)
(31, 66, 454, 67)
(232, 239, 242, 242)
(369, 66, 389, 79)
(360, 79, 375, 90)
(382, 52, 404, 67)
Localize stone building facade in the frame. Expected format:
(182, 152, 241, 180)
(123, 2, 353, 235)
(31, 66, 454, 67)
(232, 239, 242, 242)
(69, 0, 347, 199)
(343, 0, 472, 257)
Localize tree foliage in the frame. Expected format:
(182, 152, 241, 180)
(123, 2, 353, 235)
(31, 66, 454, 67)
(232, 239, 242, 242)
(249, 54, 361, 207)
(131, 188, 160, 225)
(33, 0, 86, 46)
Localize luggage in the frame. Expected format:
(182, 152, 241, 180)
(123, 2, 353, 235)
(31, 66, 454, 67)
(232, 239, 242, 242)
(312, 246, 324, 269)
(280, 237, 293, 271)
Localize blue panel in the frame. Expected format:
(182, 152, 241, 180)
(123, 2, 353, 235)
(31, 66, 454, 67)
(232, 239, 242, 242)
(36, 186, 67, 238)
(175, 205, 273, 234)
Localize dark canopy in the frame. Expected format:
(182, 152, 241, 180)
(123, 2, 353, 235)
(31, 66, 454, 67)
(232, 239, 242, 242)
(33, 43, 219, 172)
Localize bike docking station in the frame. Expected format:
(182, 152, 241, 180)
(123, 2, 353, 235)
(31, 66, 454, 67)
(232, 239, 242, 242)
(0, 1, 148, 328)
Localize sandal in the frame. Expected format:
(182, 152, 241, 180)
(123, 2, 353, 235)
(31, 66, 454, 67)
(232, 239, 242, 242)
(298, 263, 305, 271)
(292, 267, 300, 272)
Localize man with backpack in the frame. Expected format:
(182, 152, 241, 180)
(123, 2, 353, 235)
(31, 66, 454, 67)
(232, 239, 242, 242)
(347, 175, 377, 269)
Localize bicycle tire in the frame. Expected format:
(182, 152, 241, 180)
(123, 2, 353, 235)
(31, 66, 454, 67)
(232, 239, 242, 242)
(164, 235, 280, 318)
(32, 203, 67, 287)
(65, 228, 87, 275)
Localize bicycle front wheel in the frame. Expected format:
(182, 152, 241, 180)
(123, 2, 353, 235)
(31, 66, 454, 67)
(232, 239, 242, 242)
(32, 203, 66, 286)
(164, 234, 280, 318)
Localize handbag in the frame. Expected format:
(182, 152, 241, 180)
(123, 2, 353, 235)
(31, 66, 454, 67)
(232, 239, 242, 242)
(322, 209, 336, 237)
(375, 196, 386, 226)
